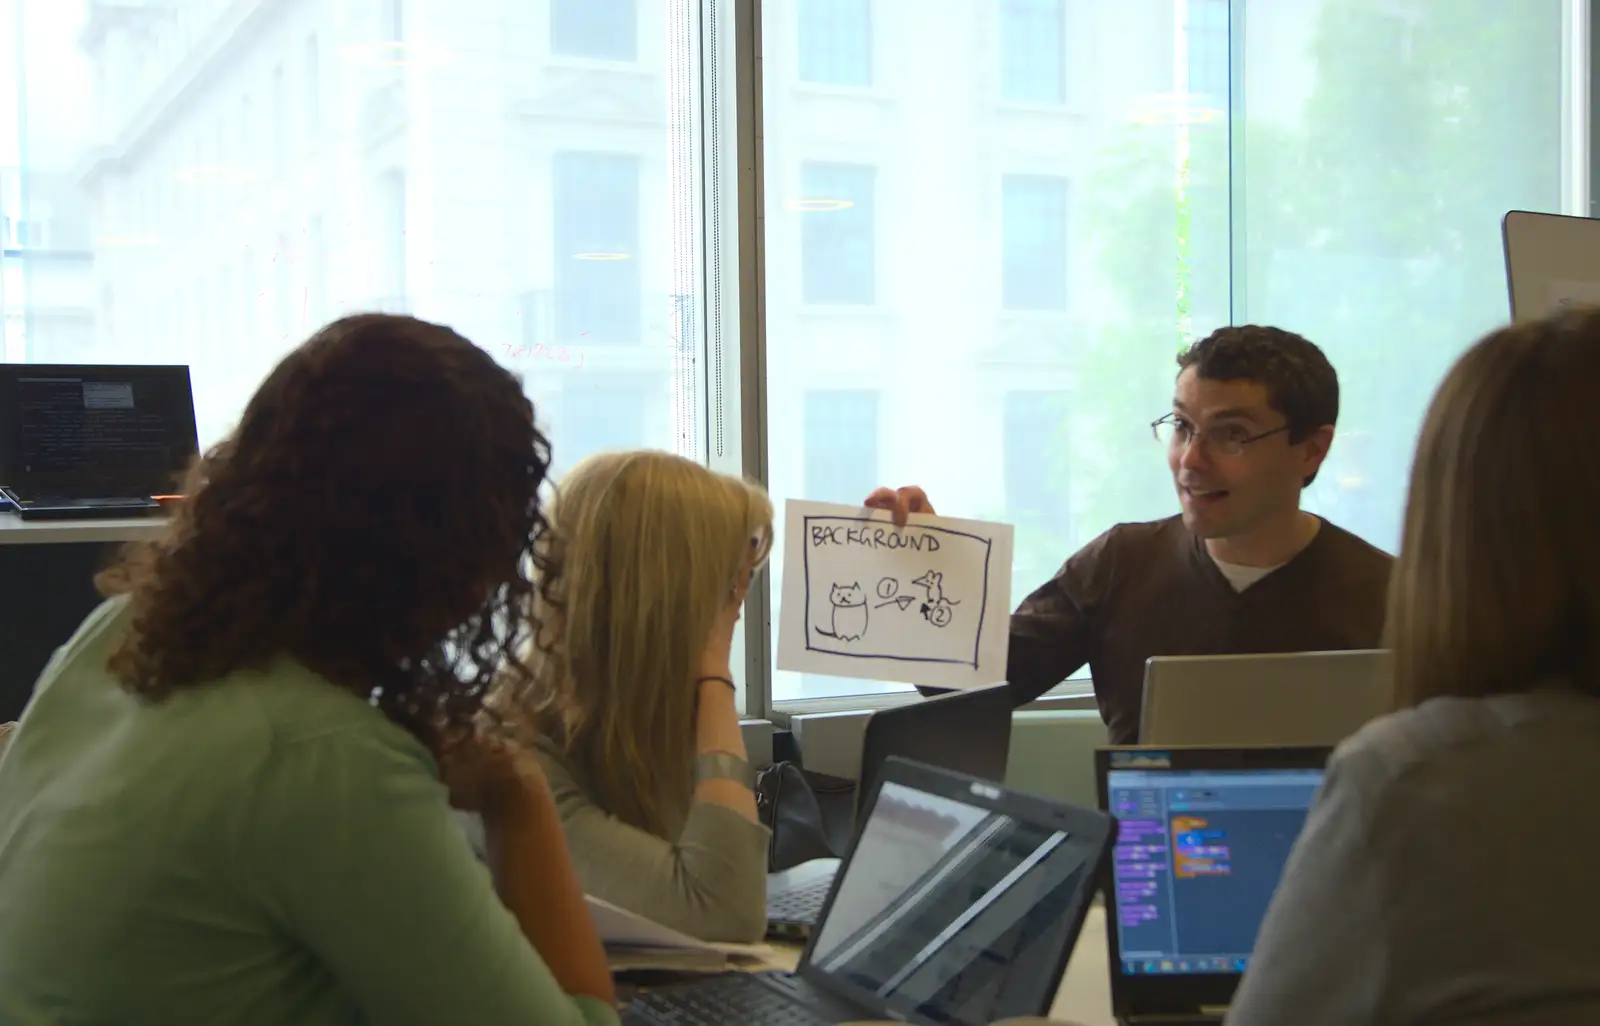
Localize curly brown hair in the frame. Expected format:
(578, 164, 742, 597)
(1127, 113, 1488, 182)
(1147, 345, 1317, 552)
(1177, 325, 1340, 486)
(96, 314, 556, 754)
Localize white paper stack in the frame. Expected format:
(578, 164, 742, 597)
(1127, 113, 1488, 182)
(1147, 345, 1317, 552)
(587, 895, 772, 974)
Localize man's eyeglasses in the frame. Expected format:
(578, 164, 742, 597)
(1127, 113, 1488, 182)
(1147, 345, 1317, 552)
(1151, 413, 1290, 457)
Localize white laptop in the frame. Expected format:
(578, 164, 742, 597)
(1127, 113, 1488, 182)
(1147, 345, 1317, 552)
(1139, 650, 1391, 747)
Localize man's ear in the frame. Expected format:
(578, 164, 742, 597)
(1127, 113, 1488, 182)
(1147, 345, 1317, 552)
(1299, 424, 1335, 480)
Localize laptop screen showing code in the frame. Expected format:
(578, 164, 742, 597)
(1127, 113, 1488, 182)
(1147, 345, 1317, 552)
(2, 367, 197, 494)
(806, 780, 1098, 1025)
(1106, 767, 1322, 977)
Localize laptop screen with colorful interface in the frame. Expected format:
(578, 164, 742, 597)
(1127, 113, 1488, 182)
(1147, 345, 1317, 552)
(1105, 766, 1322, 977)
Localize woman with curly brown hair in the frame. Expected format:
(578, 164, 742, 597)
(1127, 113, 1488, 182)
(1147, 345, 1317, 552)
(0, 315, 618, 1026)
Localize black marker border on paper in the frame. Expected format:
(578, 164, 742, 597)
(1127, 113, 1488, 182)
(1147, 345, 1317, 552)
(801, 514, 992, 668)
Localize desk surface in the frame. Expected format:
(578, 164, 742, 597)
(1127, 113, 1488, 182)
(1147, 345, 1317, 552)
(762, 905, 1115, 1026)
(0, 512, 169, 546)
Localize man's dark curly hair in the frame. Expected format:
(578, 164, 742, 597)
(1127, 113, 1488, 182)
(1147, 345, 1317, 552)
(95, 314, 555, 754)
(1177, 324, 1339, 486)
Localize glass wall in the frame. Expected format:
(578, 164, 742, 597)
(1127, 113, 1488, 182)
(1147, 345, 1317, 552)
(0, 0, 1586, 713)
(1236, 0, 1575, 551)
(0, 0, 708, 472)
(762, 0, 1582, 703)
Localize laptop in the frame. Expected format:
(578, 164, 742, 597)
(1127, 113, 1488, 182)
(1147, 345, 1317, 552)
(0, 364, 198, 520)
(625, 756, 1116, 1026)
(767, 682, 1014, 934)
(1095, 745, 1331, 1025)
(1140, 650, 1390, 746)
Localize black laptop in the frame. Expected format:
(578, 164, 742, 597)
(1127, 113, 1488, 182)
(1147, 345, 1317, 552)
(1095, 745, 1331, 1026)
(766, 682, 1014, 934)
(0, 364, 198, 520)
(626, 756, 1116, 1026)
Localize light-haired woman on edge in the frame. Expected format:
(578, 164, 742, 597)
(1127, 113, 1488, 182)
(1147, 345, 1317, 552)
(514, 449, 773, 943)
(1227, 307, 1600, 1026)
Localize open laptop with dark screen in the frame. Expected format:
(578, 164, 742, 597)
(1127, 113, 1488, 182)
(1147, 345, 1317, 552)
(1095, 745, 1331, 1026)
(767, 682, 1014, 935)
(625, 757, 1115, 1026)
(0, 364, 198, 519)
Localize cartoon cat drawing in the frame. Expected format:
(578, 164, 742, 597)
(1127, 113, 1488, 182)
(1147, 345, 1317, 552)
(816, 581, 869, 642)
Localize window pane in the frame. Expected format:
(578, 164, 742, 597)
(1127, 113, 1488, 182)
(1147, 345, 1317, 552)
(1186, 0, 1228, 111)
(1000, 0, 1064, 104)
(798, 0, 872, 87)
(801, 162, 875, 305)
(1002, 175, 1067, 311)
(804, 389, 879, 503)
(552, 152, 642, 345)
(1238, 0, 1572, 552)
(5, 0, 704, 479)
(1004, 389, 1071, 588)
(551, 0, 638, 61)
(767, 3, 1196, 701)
(800, 389, 880, 698)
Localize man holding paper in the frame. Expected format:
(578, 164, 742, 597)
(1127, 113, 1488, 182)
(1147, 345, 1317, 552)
(866, 325, 1393, 743)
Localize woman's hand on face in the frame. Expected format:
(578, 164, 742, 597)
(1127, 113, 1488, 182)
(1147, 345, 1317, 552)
(438, 732, 549, 815)
(698, 568, 750, 682)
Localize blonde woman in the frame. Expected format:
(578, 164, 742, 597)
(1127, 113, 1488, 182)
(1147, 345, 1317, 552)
(1228, 308, 1600, 1025)
(519, 450, 772, 944)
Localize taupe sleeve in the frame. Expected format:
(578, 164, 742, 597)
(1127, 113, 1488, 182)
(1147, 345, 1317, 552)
(1224, 747, 1390, 1026)
(536, 749, 769, 944)
(1004, 528, 1116, 705)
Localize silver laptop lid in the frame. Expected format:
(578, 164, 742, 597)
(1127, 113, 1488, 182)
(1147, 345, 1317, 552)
(1140, 649, 1391, 747)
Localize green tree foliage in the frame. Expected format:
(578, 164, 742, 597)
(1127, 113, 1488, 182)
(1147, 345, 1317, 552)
(1066, 0, 1564, 557)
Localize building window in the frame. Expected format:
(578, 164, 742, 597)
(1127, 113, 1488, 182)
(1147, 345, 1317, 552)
(1002, 175, 1068, 311)
(560, 382, 648, 473)
(307, 214, 326, 325)
(1000, 0, 1065, 104)
(1187, 0, 1229, 111)
(800, 163, 875, 305)
(551, 0, 637, 61)
(271, 64, 286, 176)
(304, 36, 320, 153)
(380, 0, 403, 42)
(376, 169, 406, 308)
(552, 151, 641, 345)
(798, 0, 871, 87)
(804, 389, 879, 505)
(1004, 390, 1072, 576)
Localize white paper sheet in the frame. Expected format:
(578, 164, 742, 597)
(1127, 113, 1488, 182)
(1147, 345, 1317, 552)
(775, 499, 1014, 690)
(588, 895, 714, 951)
(587, 895, 773, 969)
(1547, 278, 1600, 313)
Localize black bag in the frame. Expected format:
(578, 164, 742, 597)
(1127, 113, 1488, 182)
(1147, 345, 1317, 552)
(754, 762, 856, 872)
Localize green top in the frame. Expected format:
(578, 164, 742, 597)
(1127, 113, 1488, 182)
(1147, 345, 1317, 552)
(0, 597, 618, 1026)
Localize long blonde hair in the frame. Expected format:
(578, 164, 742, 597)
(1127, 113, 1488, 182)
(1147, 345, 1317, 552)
(524, 450, 772, 836)
(1386, 307, 1600, 709)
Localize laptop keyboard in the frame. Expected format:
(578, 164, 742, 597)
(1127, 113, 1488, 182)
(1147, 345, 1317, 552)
(624, 973, 831, 1026)
(766, 876, 832, 922)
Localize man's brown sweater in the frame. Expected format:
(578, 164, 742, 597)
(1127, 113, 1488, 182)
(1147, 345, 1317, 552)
(1006, 515, 1394, 743)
